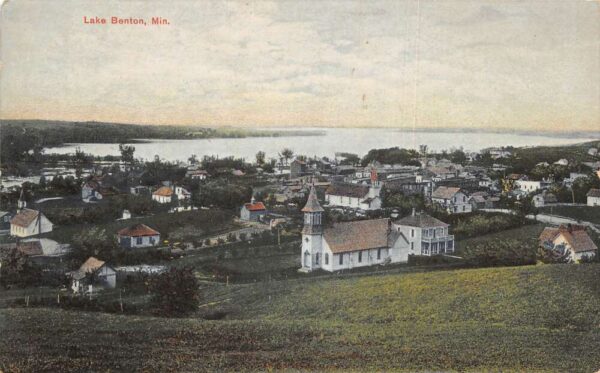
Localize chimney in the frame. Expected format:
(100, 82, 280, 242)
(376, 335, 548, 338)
(251, 195, 256, 204)
(412, 208, 416, 216)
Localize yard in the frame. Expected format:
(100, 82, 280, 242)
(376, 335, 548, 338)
(2, 264, 600, 372)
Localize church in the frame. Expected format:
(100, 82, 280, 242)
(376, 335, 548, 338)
(300, 186, 410, 272)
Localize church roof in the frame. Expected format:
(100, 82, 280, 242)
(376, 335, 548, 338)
(302, 186, 324, 212)
(324, 218, 391, 253)
(10, 209, 41, 228)
(326, 183, 369, 198)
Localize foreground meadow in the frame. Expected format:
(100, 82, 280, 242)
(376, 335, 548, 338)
(2, 264, 600, 372)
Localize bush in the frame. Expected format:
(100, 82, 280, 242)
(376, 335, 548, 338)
(150, 267, 200, 316)
(461, 239, 537, 268)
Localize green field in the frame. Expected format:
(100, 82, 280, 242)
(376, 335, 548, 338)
(2, 263, 600, 372)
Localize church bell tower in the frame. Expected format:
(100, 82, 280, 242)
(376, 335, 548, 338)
(301, 186, 324, 271)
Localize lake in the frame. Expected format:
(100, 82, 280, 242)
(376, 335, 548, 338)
(44, 127, 596, 163)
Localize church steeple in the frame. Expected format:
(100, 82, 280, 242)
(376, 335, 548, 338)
(17, 186, 27, 211)
(302, 186, 323, 235)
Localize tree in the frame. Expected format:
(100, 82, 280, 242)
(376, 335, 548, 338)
(188, 154, 198, 165)
(280, 148, 294, 166)
(150, 267, 200, 316)
(255, 151, 266, 166)
(70, 227, 118, 262)
(0, 247, 42, 287)
(119, 143, 136, 165)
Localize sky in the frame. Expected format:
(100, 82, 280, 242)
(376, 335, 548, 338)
(1, 0, 598, 132)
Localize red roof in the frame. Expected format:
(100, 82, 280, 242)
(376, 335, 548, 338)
(244, 202, 266, 211)
(118, 224, 160, 237)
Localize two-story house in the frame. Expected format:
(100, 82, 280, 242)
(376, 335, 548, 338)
(394, 210, 454, 255)
(431, 186, 472, 214)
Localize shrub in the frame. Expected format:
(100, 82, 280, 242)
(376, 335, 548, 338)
(150, 267, 200, 316)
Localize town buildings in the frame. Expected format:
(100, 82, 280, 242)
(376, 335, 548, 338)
(325, 169, 382, 210)
(300, 187, 410, 272)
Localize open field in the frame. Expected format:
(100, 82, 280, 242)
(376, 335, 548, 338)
(2, 263, 600, 372)
(539, 205, 600, 225)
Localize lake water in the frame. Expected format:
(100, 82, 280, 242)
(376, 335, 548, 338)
(44, 127, 596, 163)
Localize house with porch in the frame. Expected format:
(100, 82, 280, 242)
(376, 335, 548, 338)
(10, 209, 53, 237)
(394, 210, 454, 256)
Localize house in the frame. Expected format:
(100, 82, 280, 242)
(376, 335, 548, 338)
(299, 187, 410, 272)
(186, 169, 209, 180)
(290, 159, 308, 179)
(469, 192, 500, 210)
(431, 186, 472, 214)
(240, 197, 267, 221)
(587, 189, 600, 207)
(117, 224, 161, 248)
(152, 186, 191, 204)
(563, 172, 588, 187)
(533, 191, 558, 207)
(588, 148, 598, 156)
(539, 225, 597, 262)
(10, 209, 53, 237)
(81, 179, 118, 202)
(70, 257, 117, 294)
(325, 169, 382, 210)
(130, 185, 151, 196)
(273, 185, 308, 203)
(0, 211, 14, 232)
(515, 180, 543, 193)
(395, 210, 454, 256)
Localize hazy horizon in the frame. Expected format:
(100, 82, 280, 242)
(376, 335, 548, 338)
(1, 1, 598, 132)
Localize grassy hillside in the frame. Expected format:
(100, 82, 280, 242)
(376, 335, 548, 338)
(2, 264, 600, 372)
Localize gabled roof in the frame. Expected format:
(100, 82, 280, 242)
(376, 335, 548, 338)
(302, 186, 324, 212)
(79, 257, 106, 273)
(395, 213, 449, 228)
(324, 218, 391, 253)
(153, 186, 173, 197)
(10, 209, 41, 228)
(539, 225, 598, 253)
(244, 202, 267, 212)
(587, 189, 600, 198)
(431, 186, 462, 199)
(326, 183, 369, 198)
(118, 224, 160, 237)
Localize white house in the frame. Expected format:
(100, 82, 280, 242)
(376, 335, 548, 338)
(515, 180, 543, 193)
(554, 159, 569, 166)
(70, 257, 117, 294)
(152, 186, 191, 204)
(431, 186, 472, 214)
(394, 211, 454, 256)
(325, 169, 382, 210)
(533, 192, 558, 207)
(117, 224, 161, 248)
(587, 189, 600, 207)
(300, 187, 409, 272)
(539, 225, 597, 262)
(10, 209, 53, 237)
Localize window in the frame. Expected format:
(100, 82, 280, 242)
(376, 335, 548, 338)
(136, 237, 143, 245)
(339, 254, 344, 265)
(463, 196, 466, 202)
(411, 242, 414, 250)
(462, 205, 465, 211)
(377, 248, 381, 260)
(315, 253, 320, 265)
(447, 240, 454, 251)
(325, 253, 329, 265)
(411, 229, 414, 238)
(439, 241, 446, 253)
(358, 251, 362, 263)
